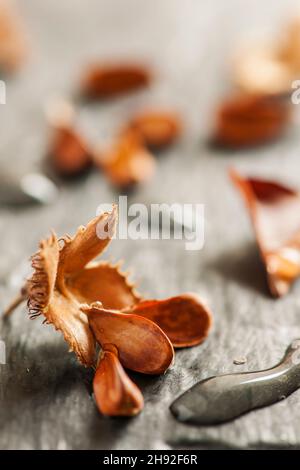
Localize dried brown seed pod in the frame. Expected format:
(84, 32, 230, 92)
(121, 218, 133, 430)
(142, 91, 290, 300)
(213, 94, 291, 149)
(129, 111, 181, 149)
(0, 0, 28, 72)
(230, 169, 300, 297)
(123, 293, 212, 348)
(80, 63, 151, 99)
(93, 344, 144, 417)
(95, 130, 156, 188)
(82, 302, 175, 375)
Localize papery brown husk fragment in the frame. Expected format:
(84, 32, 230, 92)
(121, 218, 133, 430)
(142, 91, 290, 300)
(93, 344, 144, 417)
(230, 169, 300, 297)
(214, 94, 292, 149)
(122, 293, 212, 348)
(80, 63, 151, 99)
(82, 302, 175, 375)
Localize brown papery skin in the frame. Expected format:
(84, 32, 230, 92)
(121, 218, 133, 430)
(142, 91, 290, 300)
(214, 94, 291, 149)
(80, 63, 151, 99)
(129, 111, 181, 149)
(82, 302, 174, 375)
(230, 169, 300, 297)
(93, 345, 144, 417)
(123, 294, 212, 348)
(49, 126, 92, 177)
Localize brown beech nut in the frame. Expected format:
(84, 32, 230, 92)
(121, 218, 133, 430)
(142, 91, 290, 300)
(230, 169, 300, 297)
(213, 94, 292, 149)
(95, 130, 156, 188)
(122, 293, 212, 348)
(49, 126, 92, 177)
(93, 345, 144, 417)
(81, 301, 175, 375)
(129, 111, 181, 149)
(80, 63, 151, 99)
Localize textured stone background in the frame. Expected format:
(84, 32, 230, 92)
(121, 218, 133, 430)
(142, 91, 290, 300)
(1, 0, 300, 450)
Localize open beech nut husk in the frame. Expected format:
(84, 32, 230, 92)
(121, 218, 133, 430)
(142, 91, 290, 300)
(230, 169, 300, 297)
(128, 111, 181, 149)
(24, 206, 124, 366)
(82, 302, 175, 375)
(80, 63, 151, 99)
(122, 294, 212, 348)
(214, 94, 292, 149)
(94, 130, 156, 188)
(94, 344, 144, 417)
(0, 0, 28, 73)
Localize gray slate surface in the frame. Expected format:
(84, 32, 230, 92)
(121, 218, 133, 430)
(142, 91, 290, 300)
(1, 0, 300, 450)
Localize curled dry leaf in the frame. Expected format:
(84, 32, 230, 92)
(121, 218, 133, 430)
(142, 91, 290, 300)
(129, 111, 181, 149)
(214, 94, 291, 149)
(81, 302, 175, 375)
(26, 206, 120, 366)
(123, 293, 212, 348)
(80, 63, 151, 99)
(230, 169, 300, 297)
(93, 344, 144, 417)
(0, 0, 28, 72)
(95, 130, 156, 188)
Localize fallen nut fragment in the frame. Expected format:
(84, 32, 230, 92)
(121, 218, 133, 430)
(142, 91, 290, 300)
(82, 302, 175, 375)
(49, 126, 93, 177)
(94, 130, 156, 188)
(0, 0, 28, 72)
(128, 111, 181, 149)
(230, 169, 300, 297)
(213, 94, 291, 149)
(80, 63, 151, 99)
(46, 99, 92, 177)
(93, 344, 144, 417)
(122, 293, 212, 348)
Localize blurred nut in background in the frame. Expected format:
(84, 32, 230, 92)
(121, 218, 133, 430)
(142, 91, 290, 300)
(0, 0, 28, 72)
(129, 111, 181, 149)
(80, 62, 151, 99)
(213, 94, 292, 149)
(234, 16, 300, 96)
(95, 130, 156, 188)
